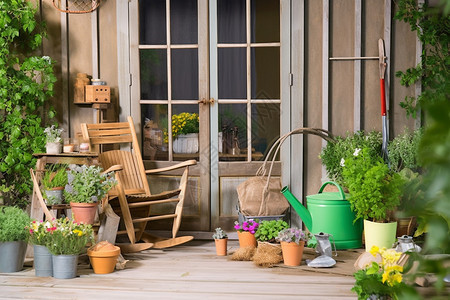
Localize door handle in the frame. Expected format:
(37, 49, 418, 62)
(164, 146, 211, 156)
(198, 98, 215, 105)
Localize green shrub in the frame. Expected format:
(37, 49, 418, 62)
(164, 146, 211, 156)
(388, 128, 423, 173)
(342, 148, 404, 222)
(320, 131, 382, 187)
(254, 220, 288, 243)
(0, 206, 30, 242)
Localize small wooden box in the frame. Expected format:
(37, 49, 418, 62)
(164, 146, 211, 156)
(85, 85, 110, 103)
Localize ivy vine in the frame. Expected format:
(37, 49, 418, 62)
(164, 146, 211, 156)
(0, 0, 57, 207)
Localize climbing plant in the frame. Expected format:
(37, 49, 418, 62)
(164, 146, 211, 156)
(0, 0, 57, 207)
(394, 0, 450, 118)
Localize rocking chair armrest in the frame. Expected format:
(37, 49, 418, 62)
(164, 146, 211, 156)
(145, 159, 197, 174)
(102, 164, 124, 174)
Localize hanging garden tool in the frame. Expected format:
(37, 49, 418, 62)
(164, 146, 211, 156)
(378, 38, 389, 161)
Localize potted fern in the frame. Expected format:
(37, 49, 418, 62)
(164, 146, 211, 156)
(212, 228, 228, 256)
(0, 206, 30, 272)
(42, 165, 68, 205)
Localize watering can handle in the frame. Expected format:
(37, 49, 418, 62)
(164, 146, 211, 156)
(318, 181, 346, 200)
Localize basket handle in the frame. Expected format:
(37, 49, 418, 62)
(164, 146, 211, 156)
(318, 181, 346, 200)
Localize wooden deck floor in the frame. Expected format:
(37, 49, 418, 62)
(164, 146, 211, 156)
(0, 240, 357, 299)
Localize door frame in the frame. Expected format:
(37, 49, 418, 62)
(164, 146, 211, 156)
(116, 0, 304, 232)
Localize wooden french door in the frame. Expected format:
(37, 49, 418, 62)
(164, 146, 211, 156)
(129, 0, 287, 232)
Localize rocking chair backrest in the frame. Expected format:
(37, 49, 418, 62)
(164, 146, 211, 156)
(81, 116, 151, 195)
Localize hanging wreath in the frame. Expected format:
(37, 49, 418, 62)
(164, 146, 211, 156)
(52, 0, 101, 14)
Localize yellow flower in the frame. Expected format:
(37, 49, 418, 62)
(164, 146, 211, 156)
(382, 270, 403, 286)
(73, 229, 83, 236)
(369, 245, 380, 257)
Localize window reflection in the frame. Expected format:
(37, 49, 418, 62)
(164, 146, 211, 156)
(251, 104, 280, 160)
(140, 49, 168, 100)
(139, 0, 166, 45)
(142, 104, 168, 161)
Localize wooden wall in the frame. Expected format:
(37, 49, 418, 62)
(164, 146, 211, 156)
(303, 0, 417, 199)
(39, 0, 419, 228)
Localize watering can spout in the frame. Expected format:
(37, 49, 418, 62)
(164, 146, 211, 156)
(281, 186, 312, 231)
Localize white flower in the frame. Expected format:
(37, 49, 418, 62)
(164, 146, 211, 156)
(353, 148, 361, 156)
(340, 158, 345, 167)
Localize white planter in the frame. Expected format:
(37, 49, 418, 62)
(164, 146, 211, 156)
(173, 133, 199, 154)
(46, 142, 61, 154)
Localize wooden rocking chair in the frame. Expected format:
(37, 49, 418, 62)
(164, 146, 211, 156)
(81, 116, 196, 253)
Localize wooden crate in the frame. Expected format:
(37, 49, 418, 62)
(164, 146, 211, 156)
(85, 85, 110, 103)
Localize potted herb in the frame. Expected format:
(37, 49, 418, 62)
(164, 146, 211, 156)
(42, 165, 68, 205)
(0, 206, 31, 272)
(342, 147, 404, 250)
(212, 228, 228, 256)
(276, 227, 310, 266)
(64, 165, 116, 224)
(44, 125, 64, 154)
(234, 219, 259, 248)
(47, 217, 94, 279)
(254, 219, 289, 244)
(320, 131, 382, 188)
(27, 220, 57, 276)
(164, 112, 199, 154)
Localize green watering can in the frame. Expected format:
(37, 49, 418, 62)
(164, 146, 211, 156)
(281, 181, 363, 249)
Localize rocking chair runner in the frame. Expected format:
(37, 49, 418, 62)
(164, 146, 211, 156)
(81, 116, 196, 253)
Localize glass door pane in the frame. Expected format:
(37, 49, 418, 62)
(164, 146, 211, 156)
(139, 0, 200, 162)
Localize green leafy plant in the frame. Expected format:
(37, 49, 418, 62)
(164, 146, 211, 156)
(163, 112, 199, 143)
(394, 0, 450, 118)
(320, 131, 382, 187)
(342, 148, 404, 222)
(212, 227, 228, 240)
(388, 128, 423, 173)
(64, 165, 116, 204)
(0, 206, 30, 242)
(26, 219, 56, 246)
(44, 125, 64, 144)
(352, 246, 410, 300)
(42, 165, 68, 190)
(0, 0, 57, 208)
(254, 219, 289, 243)
(276, 227, 310, 244)
(46, 217, 94, 255)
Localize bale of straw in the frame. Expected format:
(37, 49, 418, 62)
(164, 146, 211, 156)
(252, 242, 282, 267)
(231, 246, 256, 261)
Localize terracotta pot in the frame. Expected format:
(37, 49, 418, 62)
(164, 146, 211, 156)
(87, 244, 120, 274)
(214, 238, 228, 256)
(237, 231, 257, 248)
(280, 241, 305, 266)
(70, 202, 98, 225)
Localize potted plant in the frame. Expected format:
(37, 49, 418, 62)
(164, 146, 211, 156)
(212, 228, 228, 256)
(352, 246, 407, 299)
(320, 131, 382, 188)
(276, 227, 310, 266)
(42, 165, 68, 205)
(46, 217, 94, 279)
(0, 206, 31, 272)
(388, 128, 423, 236)
(164, 112, 199, 154)
(64, 165, 116, 225)
(27, 219, 57, 277)
(234, 219, 259, 248)
(44, 125, 64, 154)
(254, 219, 289, 244)
(342, 147, 404, 251)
